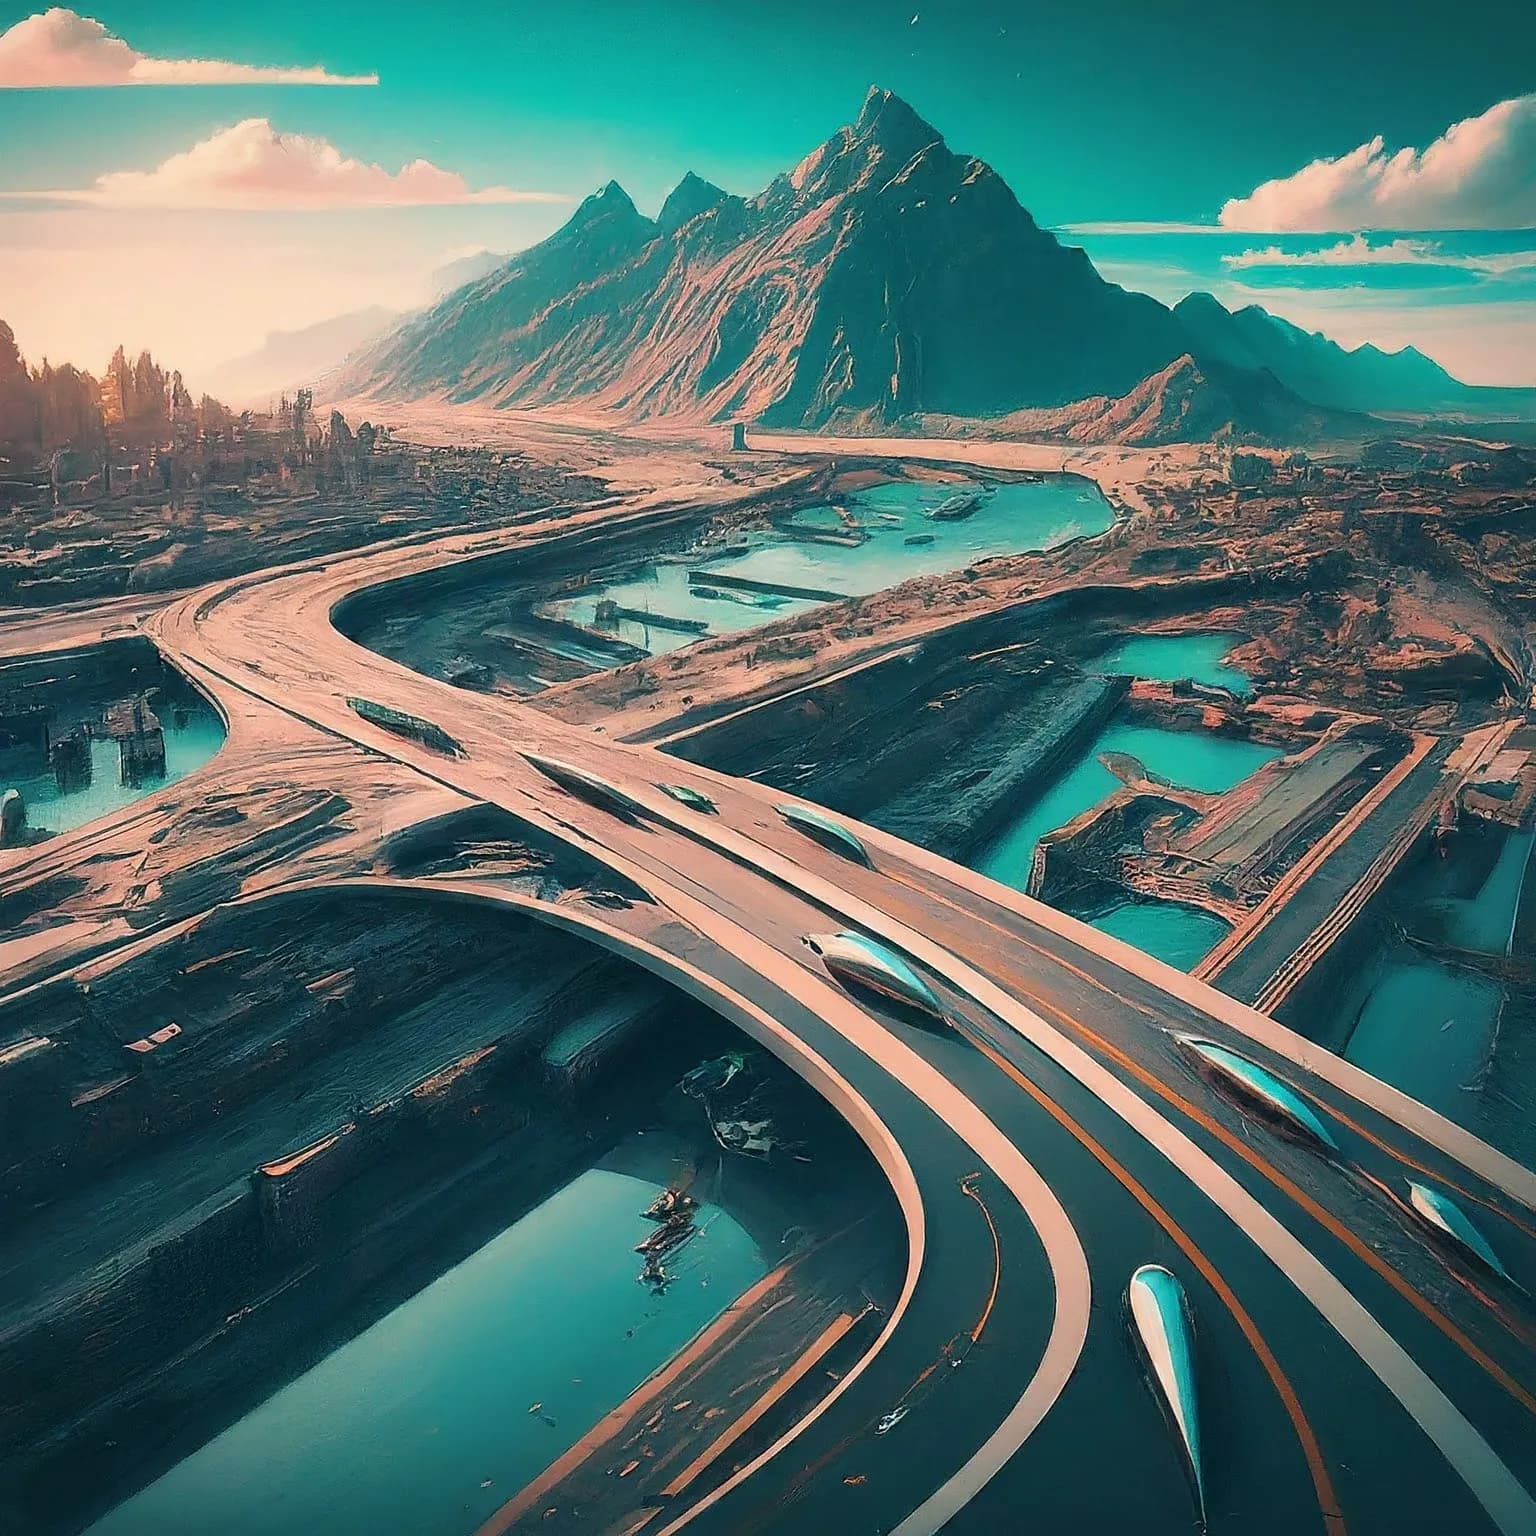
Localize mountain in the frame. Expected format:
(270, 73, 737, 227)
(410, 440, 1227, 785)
(959, 353, 1368, 447)
(429, 249, 512, 299)
(206, 306, 399, 407)
(345, 87, 1503, 439)
(656, 171, 734, 234)
(1172, 292, 1469, 414)
(345, 87, 1195, 426)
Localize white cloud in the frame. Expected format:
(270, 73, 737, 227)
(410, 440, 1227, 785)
(1219, 95, 1536, 232)
(0, 7, 376, 87)
(1221, 236, 1536, 276)
(17, 119, 566, 210)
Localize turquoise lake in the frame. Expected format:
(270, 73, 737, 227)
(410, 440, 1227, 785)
(975, 634, 1278, 970)
(86, 1166, 766, 1536)
(977, 722, 1280, 893)
(1089, 900, 1235, 972)
(1338, 828, 1534, 1120)
(1, 685, 224, 837)
(554, 475, 1113, 656)
(1094, 631, 1254, 697)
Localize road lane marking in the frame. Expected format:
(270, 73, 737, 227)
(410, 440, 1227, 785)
(998, 982, 1536, 1415)
(970, 1032, 1346, 1535)
(154, 555, 1536, 1532)
(960, 1174, 1002, 1346)
(859, 824, 1536, 1212)
(577, 802, 1536, 1535)
(304, 873, 1091, 1536)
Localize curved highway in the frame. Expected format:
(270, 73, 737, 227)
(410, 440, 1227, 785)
(124, 484, 1536, 1536)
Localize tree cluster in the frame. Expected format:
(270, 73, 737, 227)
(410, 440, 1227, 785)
(0, 319, 230, 471)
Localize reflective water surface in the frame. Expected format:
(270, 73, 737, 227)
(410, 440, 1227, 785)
(87, 1166, 767, 1536)
(974, 634, 1274, 970)
(556, 476, 1113, 655)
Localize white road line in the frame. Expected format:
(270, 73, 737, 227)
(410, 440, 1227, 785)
(148, 867, 1092, 1536)
(156, 548, 1534, 1529)
(855, 820, 1536, 1213)
(637, 805, 1536, 1534)
(409, 875, 1092, 1536)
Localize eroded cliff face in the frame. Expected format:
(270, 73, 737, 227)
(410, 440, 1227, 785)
(346, 88, 1192, 426)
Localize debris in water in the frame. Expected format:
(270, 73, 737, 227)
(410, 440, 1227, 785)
(637, 1183, 700, 1288)
(642, 1187, 698, 1223)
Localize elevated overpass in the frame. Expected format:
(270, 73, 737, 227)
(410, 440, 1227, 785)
(3, 474, 1535, 1536)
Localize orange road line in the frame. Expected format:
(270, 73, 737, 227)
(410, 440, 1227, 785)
(879, 866, 1536, 1410)
(970, 1034, 1347, 1535)
(1352, 1168, 1536, 1348)
(899, 863, 1536, 1237)
(1006, 991, 1536, 1420)
(960, 1176, 1002, 1345)
(1295, 1089, 1536, 1245)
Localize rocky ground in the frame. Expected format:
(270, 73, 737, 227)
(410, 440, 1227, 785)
(306, 404, 1533, 751)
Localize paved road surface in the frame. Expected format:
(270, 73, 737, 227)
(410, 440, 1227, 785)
(6, 477, 1536, 1536)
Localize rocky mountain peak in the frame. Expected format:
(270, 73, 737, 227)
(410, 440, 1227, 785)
(780, 86, 950, 208)
(657, 170, 730, 233)
(595, 179, 632, 204)
(346, 89, 1458, 438)
(853, 85, 943, 159)
(543, 178, 656, 264)
(566, 179, 643, 228)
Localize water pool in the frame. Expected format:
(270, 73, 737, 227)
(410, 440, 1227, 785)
(555, 475, 1113, 656)
(87, 1166, 767, 1536)
(1088, 900, 1232, 972)
(976, 720, 1282, 891)
(1094, 632, 1253, 696)
(1, 677, 224, 837)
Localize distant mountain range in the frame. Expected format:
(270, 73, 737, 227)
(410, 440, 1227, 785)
(942, 353, 1371, 448)
(203, 306, 399, 407)
(335, 89, 1531, 443)
(1173, 293, 1467, 415)
(205, 252, 510, 407)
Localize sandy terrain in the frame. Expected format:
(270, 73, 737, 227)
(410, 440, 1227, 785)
(319, 397, 1210, 519)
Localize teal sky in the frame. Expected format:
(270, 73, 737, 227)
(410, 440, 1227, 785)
(1, 0, 1532, 384)
(3, 0, 1533, 220)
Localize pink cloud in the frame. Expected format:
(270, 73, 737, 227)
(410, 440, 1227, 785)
(1219, 95, 1536, 232)
(0, 7, 377, 87)
(20, 119, 566, 210)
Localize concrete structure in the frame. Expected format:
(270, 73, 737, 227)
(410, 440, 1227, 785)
(1, 467, 1534, 1536)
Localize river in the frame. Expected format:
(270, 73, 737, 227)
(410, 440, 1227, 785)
(554, 474, 1113, 656)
